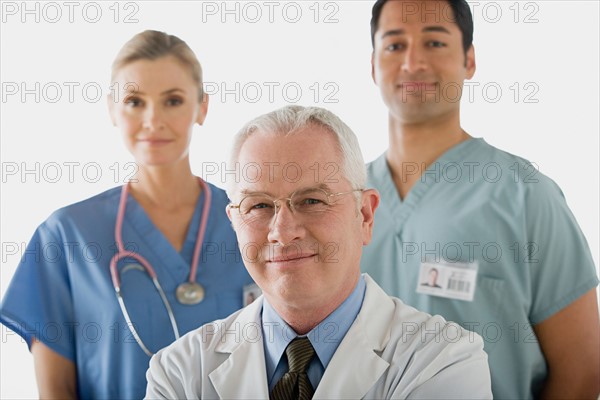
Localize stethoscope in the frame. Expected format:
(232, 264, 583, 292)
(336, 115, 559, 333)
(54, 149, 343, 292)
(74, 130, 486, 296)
(109, 177, 211, 356)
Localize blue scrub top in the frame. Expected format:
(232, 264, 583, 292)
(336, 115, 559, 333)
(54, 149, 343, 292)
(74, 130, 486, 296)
(361, 138, 599, 399)
(0, 182, 253, 399)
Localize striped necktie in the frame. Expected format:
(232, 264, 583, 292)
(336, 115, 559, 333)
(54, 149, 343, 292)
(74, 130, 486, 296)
(270, 337, 315, 400)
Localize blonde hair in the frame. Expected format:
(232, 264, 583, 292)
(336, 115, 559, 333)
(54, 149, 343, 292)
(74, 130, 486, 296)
(111, 30, 204, 99)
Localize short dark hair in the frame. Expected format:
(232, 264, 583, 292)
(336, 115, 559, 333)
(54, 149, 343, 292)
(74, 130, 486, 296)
(370, 0, 474, 54)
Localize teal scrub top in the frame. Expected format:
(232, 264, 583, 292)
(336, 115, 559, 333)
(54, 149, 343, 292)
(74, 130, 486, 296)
(361, 138, 598, 399)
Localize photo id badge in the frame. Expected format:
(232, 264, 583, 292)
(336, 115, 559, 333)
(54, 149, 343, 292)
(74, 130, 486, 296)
(243, 283, 262, 306)
(416, 260, 478, 301)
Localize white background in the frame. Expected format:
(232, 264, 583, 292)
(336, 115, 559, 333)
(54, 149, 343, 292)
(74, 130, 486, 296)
(1, 1, 598, 397)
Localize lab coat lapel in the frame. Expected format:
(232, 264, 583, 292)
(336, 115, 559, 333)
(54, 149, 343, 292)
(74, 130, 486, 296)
(313, 275, 394, 399)
(208, 298, 270, 399)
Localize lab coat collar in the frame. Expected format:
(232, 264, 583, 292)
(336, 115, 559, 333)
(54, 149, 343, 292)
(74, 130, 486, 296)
(208, 274, 394, 399)
(209, 296, 269, 399)
(313, 274, 394, 398)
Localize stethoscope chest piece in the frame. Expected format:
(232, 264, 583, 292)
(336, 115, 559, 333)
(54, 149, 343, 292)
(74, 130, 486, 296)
(176, 282, 205, 305)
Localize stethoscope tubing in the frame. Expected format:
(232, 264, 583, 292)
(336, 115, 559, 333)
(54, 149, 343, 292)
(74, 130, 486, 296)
(109, 178, 211, 356)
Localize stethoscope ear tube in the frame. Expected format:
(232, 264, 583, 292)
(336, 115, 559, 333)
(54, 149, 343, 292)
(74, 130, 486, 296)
(116, 289, 154, 357)
(152, 277, 180, 340)
(109, 186, 182, 356)
(113, 278, 180, 357)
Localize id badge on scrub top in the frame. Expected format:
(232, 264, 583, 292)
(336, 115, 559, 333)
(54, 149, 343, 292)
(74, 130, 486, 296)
(243, 283, 262, 306)
(416, 260, 478, 301)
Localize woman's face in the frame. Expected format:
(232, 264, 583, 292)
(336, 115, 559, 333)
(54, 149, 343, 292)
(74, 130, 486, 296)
(108, 55, 208, 168)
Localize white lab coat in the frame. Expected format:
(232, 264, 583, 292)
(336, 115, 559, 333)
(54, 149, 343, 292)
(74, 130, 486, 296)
(146, 275, 492, 399)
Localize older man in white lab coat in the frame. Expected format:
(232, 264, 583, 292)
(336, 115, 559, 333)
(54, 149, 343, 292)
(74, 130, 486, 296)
(145, 106, 492, 399)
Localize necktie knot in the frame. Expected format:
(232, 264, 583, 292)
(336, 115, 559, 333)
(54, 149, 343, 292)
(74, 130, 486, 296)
(286, 337, 315, 373)
(270, 337, 315, 400)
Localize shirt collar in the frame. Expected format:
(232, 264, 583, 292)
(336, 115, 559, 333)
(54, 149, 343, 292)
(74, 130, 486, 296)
(261, 274, 367, 383)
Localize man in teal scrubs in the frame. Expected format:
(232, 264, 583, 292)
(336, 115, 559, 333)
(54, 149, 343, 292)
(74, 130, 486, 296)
(363, 0, 600, 398)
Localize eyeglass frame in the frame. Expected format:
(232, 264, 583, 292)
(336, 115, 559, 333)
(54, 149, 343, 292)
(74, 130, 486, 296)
(228, 187, 364, 222)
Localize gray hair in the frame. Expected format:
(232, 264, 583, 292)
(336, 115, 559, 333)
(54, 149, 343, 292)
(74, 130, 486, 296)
(227, 105, 366, 200)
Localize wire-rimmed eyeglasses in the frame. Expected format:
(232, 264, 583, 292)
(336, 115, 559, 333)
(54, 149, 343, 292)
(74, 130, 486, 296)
(229, 187, 363, 226)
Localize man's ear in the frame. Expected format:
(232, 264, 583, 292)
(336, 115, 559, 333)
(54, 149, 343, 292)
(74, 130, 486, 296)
(465, 45, 476, 79)
(371, 52, 377, 85)
(107, 94, 117, 126)
(225, 203, 233, 223)
(196, 93, 209, 125)
(226, 203, 239, 231)
(360, 189, 380, 246)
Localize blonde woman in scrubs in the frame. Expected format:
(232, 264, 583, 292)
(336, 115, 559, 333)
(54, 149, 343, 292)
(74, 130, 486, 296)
(0, 30, 253, 398)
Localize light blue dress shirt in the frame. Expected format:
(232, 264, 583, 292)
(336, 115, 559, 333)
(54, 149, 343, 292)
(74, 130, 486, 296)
(262, 274, 366, 391)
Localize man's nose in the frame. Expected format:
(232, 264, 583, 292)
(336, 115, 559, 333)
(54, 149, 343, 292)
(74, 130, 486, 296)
(402, 44, 427, 74)
(267, 201, 304, 246)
